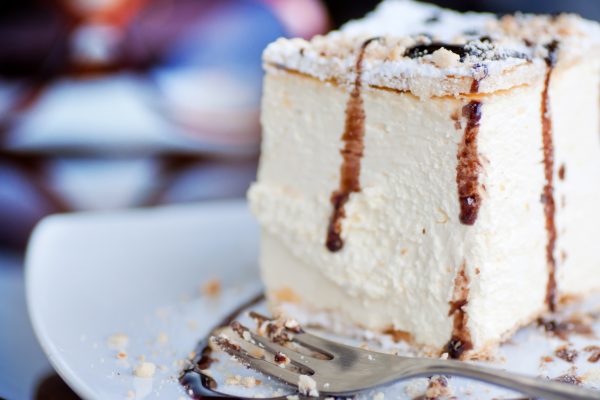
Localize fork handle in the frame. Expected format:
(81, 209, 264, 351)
(411, 359, 599, 400)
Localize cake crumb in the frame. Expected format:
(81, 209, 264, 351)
(298, 375, 319, 397)
(242, 376, 259, 388)
(430, 47, 461, 68)
(225, 375, 242, 386)
(116, 351, 128, 360)
(373, 392, 385, 400)
(274, 287, 301, 304)
(284, 319, 300, 331)
(202, 279, 221, 297)
(555, 345, 578, 363)
(156, 332, 169, 345)
(250, 347, 266, 358)
(274, 352, 291, 366)
(242, 330, 253, 342)
(225, 375, 260, 388)
(133, 362, 156, 378)
(425, 375, 452, 399)
(126, 390, 135, 398)
(107, 333, 129, 349)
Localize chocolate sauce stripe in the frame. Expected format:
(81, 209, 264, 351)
(325, 37, 380, 252)
(444, 264, 473, 359)
(542, 40, 560, 312)
(180, 293, 266, 399)
(456, 100, 483, 226)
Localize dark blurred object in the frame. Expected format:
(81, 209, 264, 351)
(0, 152, 258, 248)
(0, 0, 329, 249)
(324, 0, 600, 27)
(0, 0, 328, 78)
(34, 373, 80, 400)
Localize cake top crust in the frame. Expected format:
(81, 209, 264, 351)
(263, 0, 600, 98)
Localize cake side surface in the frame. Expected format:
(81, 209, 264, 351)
(553, 57, 600, 297)
(250, 0, 600, 359)
(250, 67, 566, 357)
(465, 80, 549, 352)
(250, 70, 465, 349)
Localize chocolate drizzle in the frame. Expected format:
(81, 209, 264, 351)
(180, 293, 266, 399)
(456, 101, 483, 225)
(541, 40, 559, 312)
(445, 264, 472, 359)
(469, 64, 488, 93)
(470, 79, 481, 94)
(405, 42, 469, 61)
(325, 38, 379, 252)
(405, 41, 527, 63)
(455, 64, 486, 226)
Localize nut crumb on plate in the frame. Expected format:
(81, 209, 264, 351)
(156, 332, 169, 345)
(298, 374, 319, 397)
(202, 279, 222, 297)
(373, 392, 385, 400)
(274, 352, 290, 366)
(133, 362, 156, 378)
(107, 333, 129, 349)
(425, 375, 452, 399)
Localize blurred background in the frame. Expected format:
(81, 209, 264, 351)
(0, 0, 599, 250)
(0, 0, 598, 398)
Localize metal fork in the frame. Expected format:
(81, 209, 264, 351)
(213, 318, 600, 400)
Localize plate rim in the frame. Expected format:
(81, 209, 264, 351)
(24, 199, 249, 399)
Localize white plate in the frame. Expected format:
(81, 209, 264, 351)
(25, 201, 263, 399)
(25, 201, 600, 399)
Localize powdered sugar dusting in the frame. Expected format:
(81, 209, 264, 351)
(263, 0, 600, 98)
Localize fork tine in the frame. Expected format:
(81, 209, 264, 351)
(293, 332, 351, 356)
(211, 335, 305, 386)
(229, 320, 309, 365)
(247, 312, 344, 358)
(251, 331, 310, 363)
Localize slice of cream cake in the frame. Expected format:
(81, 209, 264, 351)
(248, 0, 600, 359)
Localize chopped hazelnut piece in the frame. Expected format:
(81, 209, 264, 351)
(202, 279, 221, 297)
(430, 48, 460, 68)
(107, 333, 129, 350)
(298, 374, 319, 397)
(133, 362, 156, 378)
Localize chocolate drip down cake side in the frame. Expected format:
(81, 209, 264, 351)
(248, 0, 600, 359)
